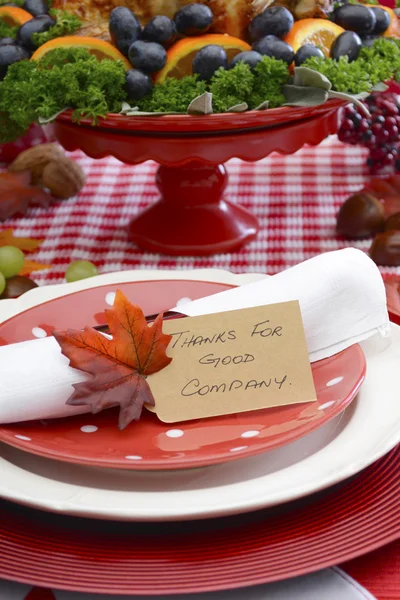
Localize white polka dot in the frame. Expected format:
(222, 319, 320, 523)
(80, 425, 98, 433)
(32, 327, 47, 338)
(176, 297, 192, 307)
(125, 455, 143, 460)
(166, 429, 184, 438)
(241, 430, 260, 438)
(230, 446, 248, 452)
(105, 292, 116, 306)
(318, 401, 336, 411)
(15, 434, 31, 441)
(326, 376, 344, 387)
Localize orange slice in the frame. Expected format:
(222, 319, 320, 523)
(0, 6, 33, 26)
(155, 33, 251, 83)
(379, 6, 400, 38)
(30, 36, 132, 69)
(284, 18, 345, 55)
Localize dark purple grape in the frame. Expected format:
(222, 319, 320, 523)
(141, 16, 177, 48)
(174, 4, 213, 36)
(17, 14, 55, 51)
(249, 6, 294, 41)
(193, 44, 228, 80)
(109, 7, 141, 57)
(23, 0, 49, 16)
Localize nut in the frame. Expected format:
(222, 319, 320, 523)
(0, 275, 38, 300)
(41, 155, 86, 199)
(336, 192, 385, 239)
(385, 211, 400, 231)
(370, 230, 400, 266)
(8, 143, 64, 185)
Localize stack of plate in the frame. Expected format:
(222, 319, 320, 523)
(0, 269, 399, 595)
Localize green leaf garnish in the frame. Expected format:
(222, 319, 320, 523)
(0, 17, 18, 39)
(32, 9, 81, 47)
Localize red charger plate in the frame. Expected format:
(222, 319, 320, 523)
(0, 445, 398, 595)
(0, 279, 365, 470)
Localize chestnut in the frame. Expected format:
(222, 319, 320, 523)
(369, 230, 400, 266)
(385, 212, 400, 231)
(0, 275, 38, 299)
(336, 192, 385, 238)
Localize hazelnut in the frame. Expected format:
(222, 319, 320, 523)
(336, 193, 385, 239)
(0, 275, 38, 299)
(370, 230, 400, 266)
(385, 212, 400, 231)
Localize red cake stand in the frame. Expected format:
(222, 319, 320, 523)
(54, 99, 344, 256)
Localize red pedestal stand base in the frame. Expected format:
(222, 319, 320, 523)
(54, 101, 343, 256)
(129, 162, 259, 255)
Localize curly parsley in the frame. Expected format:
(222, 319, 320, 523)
(0, 18, 18, 39)
(137, 75, 206, 112)
(0, 49, 128, 143)
(209, 62, 255, 112)
(32, 9, 81, 47)
(304, 38, 400, 94)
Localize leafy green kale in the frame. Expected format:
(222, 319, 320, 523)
(248, 55, 289, 108)
(0, 17, 18, 39)
(209, 62, 255, 112)
(32, 9, 81, 47)
(137, 75, 206, 112)
(0, 49, 128, 142)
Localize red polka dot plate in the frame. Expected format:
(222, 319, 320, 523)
(0, 279, 365, 470)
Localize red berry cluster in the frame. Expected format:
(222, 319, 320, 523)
(338, 93, 400, 174)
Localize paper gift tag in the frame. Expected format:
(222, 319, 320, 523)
(148, 301, 317, 423)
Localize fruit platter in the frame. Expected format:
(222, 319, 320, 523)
(1, 0, 400, 254)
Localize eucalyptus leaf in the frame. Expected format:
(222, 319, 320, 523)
(38, 108, 70, 124)
(119, 101, 137, 114)
(227, 103, 248, 113)
(293, 67, 332, 91)
(283, 85, 328, 107)
(126, 111, 184, 116)
(327, 90, 370, 116)
(371, 82, 389, 92)
(187, 92, 213, 115)
(255, 100, 270, 110)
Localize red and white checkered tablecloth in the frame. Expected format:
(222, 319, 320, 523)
(2, 136, 399, 284)
(0, 135, 399, 598)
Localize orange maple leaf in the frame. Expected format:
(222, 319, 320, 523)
(53, 290, 173, 430)
(0, 171, 51, 221)
(19, 260, 50, 275)
(0, 228, 44, 251)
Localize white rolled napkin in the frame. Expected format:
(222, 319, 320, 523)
(0, 248, 390, 425)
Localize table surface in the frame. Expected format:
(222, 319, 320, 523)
(0, 136, 399, 598)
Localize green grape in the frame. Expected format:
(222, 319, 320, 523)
(66, 260, 98, 283)
(0, 272, 6, 296)
(0, 246, 25, 279)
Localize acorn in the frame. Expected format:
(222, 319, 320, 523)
(336, 192, 385, 238)
(369, 230, 400, 266)
(0, 275, 38, 299)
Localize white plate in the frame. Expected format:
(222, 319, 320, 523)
(0, 269, 399, 522)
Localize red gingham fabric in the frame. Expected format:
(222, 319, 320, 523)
(1, 137, 399, 283)
(0, 135, 398, 598)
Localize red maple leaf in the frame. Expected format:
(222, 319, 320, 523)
(53, 290, 173, 430)
(0, 171, 51, 221)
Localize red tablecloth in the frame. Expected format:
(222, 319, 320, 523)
(0, 137, 399, 598)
